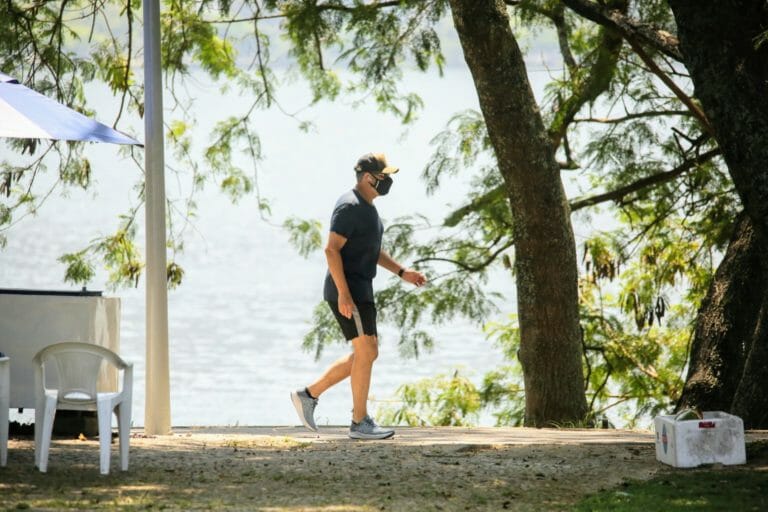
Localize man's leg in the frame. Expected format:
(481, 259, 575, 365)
(350, 335, 378, 423)
(307, 352, 354, 398)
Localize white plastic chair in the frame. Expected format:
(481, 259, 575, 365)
(33, 342, 133, 474)
(0, 356, 9, 467)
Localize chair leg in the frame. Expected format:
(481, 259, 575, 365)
(97, 399, 113, 475)
(34, 397, 43, 468)
(116, 403, 130, 471)
(0, 403, 7, 467)
(1, 364, 8, 468)
(38, 396, 58, 473)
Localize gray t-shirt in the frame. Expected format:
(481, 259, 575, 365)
(323, 189, 383, 303)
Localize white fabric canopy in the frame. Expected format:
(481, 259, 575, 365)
(0, 73, 140, 145)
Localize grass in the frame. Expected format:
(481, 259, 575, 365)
(574, 471, 768, 511)
(575, 441, 768, 511)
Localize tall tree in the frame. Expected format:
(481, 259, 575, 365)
(667, 0, 768, 428)
(560, 0, 768, 427)
(448, 0, 587, 426)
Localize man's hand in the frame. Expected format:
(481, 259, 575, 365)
(401, 269, 427, 287)
(338, 291, 355, 319)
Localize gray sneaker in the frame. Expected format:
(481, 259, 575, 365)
(290, 389, 318, 432)
(349, 415, 395, 440)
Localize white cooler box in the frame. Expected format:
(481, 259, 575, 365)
(654, 411, 746, 468)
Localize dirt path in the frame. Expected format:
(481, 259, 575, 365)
(2, 427, 766, 511)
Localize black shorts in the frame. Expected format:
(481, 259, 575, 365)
(327, 301, 377, 340)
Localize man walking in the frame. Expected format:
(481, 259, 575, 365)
(291, 153, 426, 439)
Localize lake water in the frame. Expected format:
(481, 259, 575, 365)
(1, 61, 583, 427)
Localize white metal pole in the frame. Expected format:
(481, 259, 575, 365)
(143, 0, 171, 435)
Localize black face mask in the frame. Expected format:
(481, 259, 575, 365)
(371, 174, 393, 196)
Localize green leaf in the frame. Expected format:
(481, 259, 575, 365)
(283, 217, 323, 258)
(58, 251, 95, 286)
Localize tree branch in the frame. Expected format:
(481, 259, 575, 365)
(625, 38, 714, 137)
(250, 3, 275, 108)
(506, 1, 623, 152)
(552, 4, 577, 71)
(412, 239, 514, 273)
(443, 186, 506, 227)
(561, 0, 682, 61)
(573, 109, 691, 124)
(504, 0, 557, 18)
(547, 0, 627, 150)
(113, 0, 133, 128)
(506, 1, 576, 70)
(203, 0, 404, 24)
(569, 148, 721, 211)
(444, 148, 720, 227)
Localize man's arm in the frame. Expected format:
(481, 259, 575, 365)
(325, 231, 355, 318)
(378, 250, 427, 287)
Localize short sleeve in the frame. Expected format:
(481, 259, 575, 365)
(330, 203, 356, 238)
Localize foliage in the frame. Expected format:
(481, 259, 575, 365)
(0, 0, 449, 288)
(300, 203, 507, 360)
(283, 217, 323, 258)
(0, 1, 745, 427)
(479, 316, 526, 426)
(339, 0, 738, 428)
(377, 314, 526, 427)
(579, 233, 701, 426)
(377, 368, 482, 427)
(58, 251, 96, 285)
(301, 301, 344, 360)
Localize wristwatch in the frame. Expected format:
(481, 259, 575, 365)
(398, 267, 405, 278)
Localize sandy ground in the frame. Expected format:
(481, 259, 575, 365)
(2, 427, 767, 511)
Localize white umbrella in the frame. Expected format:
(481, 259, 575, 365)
(0, 72, 140, 145)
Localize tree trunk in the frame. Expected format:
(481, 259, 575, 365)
(667, 1, 768, 428)
(448, 0, 588, 426)
(678, 214, 768, 428)
(668, 1, 768, 240)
